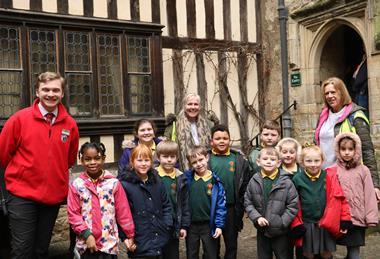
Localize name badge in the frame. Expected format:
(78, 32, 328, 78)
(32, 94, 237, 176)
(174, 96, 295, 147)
(61, 129, 70, 143)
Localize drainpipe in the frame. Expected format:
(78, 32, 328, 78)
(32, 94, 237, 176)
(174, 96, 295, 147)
(278, 0, 291, 137)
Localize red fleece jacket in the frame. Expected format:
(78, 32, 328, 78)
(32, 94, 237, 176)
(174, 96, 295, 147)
(0, 99, 79, 204)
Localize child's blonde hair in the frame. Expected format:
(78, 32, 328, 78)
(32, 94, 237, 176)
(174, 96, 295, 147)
(186, 146, 208, 163)
(156, 140, 179, 157)
(300, 143, 325, 166)
(130, 144, 153, 166)
(276, 138, 302, 163)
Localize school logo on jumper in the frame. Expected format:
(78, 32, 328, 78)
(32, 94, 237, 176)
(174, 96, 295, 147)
(61, 129, 70, 143)
(229, 161, 235, 172)
(207, 183, 213, 196)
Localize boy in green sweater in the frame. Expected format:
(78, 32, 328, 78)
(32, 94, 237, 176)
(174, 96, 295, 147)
(209, 124, 252, 259)
(185, 146, 227, 259)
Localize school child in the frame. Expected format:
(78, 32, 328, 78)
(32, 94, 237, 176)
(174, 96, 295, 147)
(208, 124, 252, 259)
(276, 137, 303, 177)
(244, 147, 298, 259)
(155, 140, 191, 259)
(331, 133, 378, 259)
(67, 142, 135, 259)
(185, 146, 227, 259)
(248, 120, 281, 174)
(118, 119, 162, 178)
(119, 144, 173, 258)
(291, 144, 352, 259)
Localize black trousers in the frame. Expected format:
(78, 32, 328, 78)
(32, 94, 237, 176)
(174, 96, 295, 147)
(216, 205, 238, 259)
(162, 235, 179, 259)
(186, 222, 217, 259)
(0, 212, 11, 259)
(7, 193, 60, 259)
(81, 251, 117, 259)
(257, 232, 289, 259)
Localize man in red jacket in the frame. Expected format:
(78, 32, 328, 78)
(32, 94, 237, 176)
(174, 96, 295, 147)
(0, 72, 79, 259)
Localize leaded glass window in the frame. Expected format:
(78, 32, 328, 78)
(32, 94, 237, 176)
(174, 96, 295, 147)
(29, 29, 57, 92)
(65, 31, 93, 116)
(97, 34, 123, 116)
(0, 26, 22, 118)
(127, 36, 152, 114)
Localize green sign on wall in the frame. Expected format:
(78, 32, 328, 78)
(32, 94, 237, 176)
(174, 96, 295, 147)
(291, 72, 301, 87)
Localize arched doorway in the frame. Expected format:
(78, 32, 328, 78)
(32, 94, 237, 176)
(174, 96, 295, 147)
(319, 25, 368, 111)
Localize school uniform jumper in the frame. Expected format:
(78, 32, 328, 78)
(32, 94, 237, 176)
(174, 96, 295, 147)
(185, 169, 227, 259)
(208, 148, 252, 259)
(157, 167, 191, 259)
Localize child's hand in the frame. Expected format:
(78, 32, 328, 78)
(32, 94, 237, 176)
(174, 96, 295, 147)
(212, 228, 222, 238)
(340, 229, 348, 234)
(179, 229, 187, 240)
(85, 235, 97, 253)
(257, 217, 269, 227)
(124, 238, 137, 252)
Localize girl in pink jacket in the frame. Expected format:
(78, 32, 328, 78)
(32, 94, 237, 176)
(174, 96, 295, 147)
(68, 142, 136, 258)
(330, 132, 378, 259)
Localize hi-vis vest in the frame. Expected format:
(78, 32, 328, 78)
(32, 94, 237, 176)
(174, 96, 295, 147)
(339, 110, 370, 134)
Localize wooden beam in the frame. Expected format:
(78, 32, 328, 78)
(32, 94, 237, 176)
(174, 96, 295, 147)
(187, 0, 196, 37)
(223, 0, 231, 40)
(108, 0, 117, 19)
(30, 0, 42, 11)
(0, 0, 12, 8)
(204, 0, 215, 39)
(218, 51, 228, 124)
(57, 0, 68, 14)
(152, 0, 160, 23)
(83, 0, 94, 17)
(240, 0, 248, 42)
(172, 49, 185, 113)
(255, 0, 265, 118)
(195, 52, 207, 108)
(162, 36, 260, 53)
(166, 0, 178, 36)
(130, 0, 140, 21)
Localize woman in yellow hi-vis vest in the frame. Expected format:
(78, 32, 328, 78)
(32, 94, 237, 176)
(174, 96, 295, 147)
(314, 77, 380, 200)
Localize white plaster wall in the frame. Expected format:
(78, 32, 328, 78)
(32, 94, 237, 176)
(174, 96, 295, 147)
(12, 0, 29, 10)
(214, 0, 224, 39)
(42, 0, 57, 13)
(162, 48, 175, 115)
(117, 0, 131, 20)
(100, 135, 114, 163)
(230, 0, 240, 41)
(68, 0, 83, 16)
(177, 0, 188, 37)
(196, 0, 206, 38)
(93, 0, 108, 18)
(182, 50, 197, 94)
(247, 0, 256, 42)
(140, 0, 152, 22)
(160, 0, 168, 36)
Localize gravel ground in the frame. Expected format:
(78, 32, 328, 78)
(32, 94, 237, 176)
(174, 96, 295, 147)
(48, 217, 380, 259)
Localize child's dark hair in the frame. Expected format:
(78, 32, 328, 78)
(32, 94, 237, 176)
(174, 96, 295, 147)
(186, 146, 208, 163)
(134, 119, 157, 136)
(261, 120, 281, 135)
(211, 124, 230, 138)
(78, 142, 106, 159)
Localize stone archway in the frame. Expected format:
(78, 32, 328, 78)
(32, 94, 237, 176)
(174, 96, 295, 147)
(308, 18, 368, 109)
